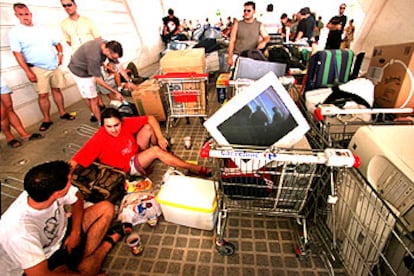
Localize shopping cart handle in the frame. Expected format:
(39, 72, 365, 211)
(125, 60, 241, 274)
(324, 149, 360, 168)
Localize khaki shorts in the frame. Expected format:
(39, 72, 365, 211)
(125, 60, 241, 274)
(31, 66, 66, 94)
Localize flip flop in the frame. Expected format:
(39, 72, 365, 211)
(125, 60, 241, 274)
(39, 121, 53, 131)
(60, 113, 76, 120)
(7, 139, 22, 148)
(24, 133, 44, 141)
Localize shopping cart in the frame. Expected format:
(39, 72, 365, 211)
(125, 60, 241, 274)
(306, 160, 414, 276)
(155, 72, 208, 134)
(200, 140, 358, 257)
(305, 105, 414, 148)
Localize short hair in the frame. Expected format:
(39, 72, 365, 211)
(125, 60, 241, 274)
(101, 107, 123, 126)
(266, 4, 273, 12)
(13, 2, 27, 10)
(168, 8, 174, 15)
(244, 1, 256, 10)
(105, 40, 123, 57)
(24, 161, 71, 202)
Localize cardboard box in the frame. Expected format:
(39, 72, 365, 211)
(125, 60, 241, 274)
(367, 42, 414, 108)
(132, 79, 166, 121)
(156, 175, 217, 230)
(160, 48, 206, 74)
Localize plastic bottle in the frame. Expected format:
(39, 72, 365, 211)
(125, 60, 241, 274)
(145, 202, 158, 227)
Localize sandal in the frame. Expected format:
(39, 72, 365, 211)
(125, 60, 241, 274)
(60, 113, 76, 120)
(24, 133, 44, 141)
(7, 139, 22, 148)
(198, 166, 212, 177)
(39, 121, 53, 131)
(104, 223, 125, 247)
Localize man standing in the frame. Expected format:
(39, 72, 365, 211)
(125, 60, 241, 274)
(325, 3, 347, 49)
(68, 39, 136, 124)
(8, 3, 75, 132)
(60, 0, 110, 122)
(0, 161, 121, 276)
(161, 8, 180, 45)
(227, 1, 270, 67)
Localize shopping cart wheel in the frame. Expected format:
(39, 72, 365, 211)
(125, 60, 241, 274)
(295, 245, 311, 260)
(199, 117, 205, 124)
(216, 240, 235, 256)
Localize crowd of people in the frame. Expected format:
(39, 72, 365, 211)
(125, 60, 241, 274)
(161, 2, 354, 52)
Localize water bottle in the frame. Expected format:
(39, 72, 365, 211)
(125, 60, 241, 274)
(217, 87, 226, 104)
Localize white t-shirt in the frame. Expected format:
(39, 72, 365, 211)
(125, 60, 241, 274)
(260, 12, 282, 34)
(0, 186, 78, 276)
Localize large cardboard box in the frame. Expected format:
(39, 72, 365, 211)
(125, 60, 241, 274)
(132, 79, 166, 121)
(156, 174, 217, 230)
(160, 48, 206, 74)
(367, 42, 414, 108)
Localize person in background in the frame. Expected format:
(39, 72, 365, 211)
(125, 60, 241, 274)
(260, 3, 281, 35)
(294, 7, 314, 44)
(68, 39, 136, 124)
(325, 3, 347, 49)
(278, 13, 289, 39)
(313, 16, 324, 42)
(289, 13, 299, 41)
(1, 76, 43, 148)
(341, 19, 355, 49)
(0, 160, 121, 276)
(227, 1, 270, 67)
(60, 0, 109, 123)
(8, 3, 75, 132)
(161, 8, 180, 45)
(70, 108, 212, 178)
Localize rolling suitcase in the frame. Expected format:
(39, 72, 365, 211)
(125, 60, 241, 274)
(304, 49, 354, 92)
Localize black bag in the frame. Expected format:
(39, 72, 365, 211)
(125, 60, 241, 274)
(240, 49, 267, 61)
(267, 46, 292, 73)
(194, 38, 220, 53)
(71, 163, 126, 204)
(118, 101, 138, 117)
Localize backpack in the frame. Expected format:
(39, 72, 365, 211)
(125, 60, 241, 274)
(71, 162, 127, 204)
(267, 46, 292, 73)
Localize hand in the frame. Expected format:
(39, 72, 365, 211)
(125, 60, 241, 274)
(63, 232, 81, 254)
(158, 136, 169, 151)
(227, 55, 233, 67)
(26, 70, 37, 83)
(115, 91, 124, 102)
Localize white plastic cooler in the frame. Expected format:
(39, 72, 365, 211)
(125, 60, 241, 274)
(156, 175, 217, 230)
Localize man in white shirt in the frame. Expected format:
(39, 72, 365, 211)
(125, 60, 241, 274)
(0, 161, 121, 276)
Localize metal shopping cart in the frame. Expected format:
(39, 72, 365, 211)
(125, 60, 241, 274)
(301, 105, 414, 275)
(305, 105, 414, 148)
(155, 72, 208, 134)
(200, 140, 358, 257)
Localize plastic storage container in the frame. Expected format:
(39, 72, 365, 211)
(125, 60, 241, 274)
(156, 174, 217, 230)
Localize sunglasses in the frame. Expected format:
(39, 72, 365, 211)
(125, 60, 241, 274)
(340, 6, 346, 9)
(244, 9, 252, 13)
(62, 3, 73, 8)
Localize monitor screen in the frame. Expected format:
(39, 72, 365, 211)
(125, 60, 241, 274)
(204, 72, 310, 169)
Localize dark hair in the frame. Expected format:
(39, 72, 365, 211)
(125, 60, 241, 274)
(280, 13, 288, 19)
(100, 107, 123, 126)
(266, 4, 273, 12)
(244, 1, 256, 10)
(168, 8, 174, 15)
(105, 40, 123, 58)
(13, 2, 27, 10)
(24, 161, 71, 202)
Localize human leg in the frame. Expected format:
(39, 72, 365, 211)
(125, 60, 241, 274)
(38, 93, 52, 123)
(136, 124, 157, 150)
(136, 146, 211, 176)
(76, 201, 117, 275)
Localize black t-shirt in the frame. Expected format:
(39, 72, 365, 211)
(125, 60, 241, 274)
(162, 16, 180, 35)
(326, 15, 347, 48)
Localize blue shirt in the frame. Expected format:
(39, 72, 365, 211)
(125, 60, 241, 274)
(8, 24, 60, 70)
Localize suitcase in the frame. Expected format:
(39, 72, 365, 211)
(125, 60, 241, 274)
(304, 49, 354, 92)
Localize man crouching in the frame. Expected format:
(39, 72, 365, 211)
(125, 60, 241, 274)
(0, 161, 121, 276)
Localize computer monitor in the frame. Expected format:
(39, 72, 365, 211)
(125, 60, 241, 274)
(204, 72, 310, 169)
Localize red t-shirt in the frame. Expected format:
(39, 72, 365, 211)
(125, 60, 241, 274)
(73, 116, 149, 172)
